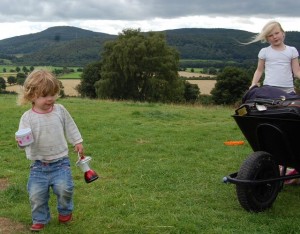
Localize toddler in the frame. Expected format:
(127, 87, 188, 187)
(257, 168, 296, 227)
(16, 70, 84, 231)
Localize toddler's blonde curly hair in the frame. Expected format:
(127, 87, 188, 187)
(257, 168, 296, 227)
(18, 70, 60, 105)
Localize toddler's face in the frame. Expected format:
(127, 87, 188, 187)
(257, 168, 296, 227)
(33, 95, 56, 113)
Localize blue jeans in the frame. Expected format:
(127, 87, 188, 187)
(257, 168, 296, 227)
(27, 157, 74, 224)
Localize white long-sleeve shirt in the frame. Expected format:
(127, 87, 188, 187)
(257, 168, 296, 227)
(18, 104, 83, 161)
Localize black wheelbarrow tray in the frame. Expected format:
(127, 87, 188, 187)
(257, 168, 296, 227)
(223, 112, 300, 212)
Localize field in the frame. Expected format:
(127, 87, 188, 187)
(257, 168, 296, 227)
(4, 71, 216, 96)
(5, 79, 216, 96)
(5, 79, 81, 96)
(2, 94, 300, 233)
(188, 80, 216, 95)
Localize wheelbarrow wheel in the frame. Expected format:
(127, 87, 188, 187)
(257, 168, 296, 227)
(236, 151, 280, 212)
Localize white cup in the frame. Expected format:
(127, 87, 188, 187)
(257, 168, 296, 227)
(15, 128, 34, 146)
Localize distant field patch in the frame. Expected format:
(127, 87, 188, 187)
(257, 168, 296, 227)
(179, 71, 216, 94)
(6, 79, 81, 96)
(60, 79, 81, 96)
(187, 80, 216, 95)
(0, 65, 82, 79)
(59, 72, 82, 79)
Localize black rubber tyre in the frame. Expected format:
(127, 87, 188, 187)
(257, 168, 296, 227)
(236, 151, 280, 212)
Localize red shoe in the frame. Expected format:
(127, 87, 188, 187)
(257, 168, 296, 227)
(59, 213, 72, 223)
(30, 223, 45, 231)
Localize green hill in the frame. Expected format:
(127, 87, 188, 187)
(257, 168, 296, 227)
(0, 26, 115, 66)
(1, 26, 300, 67)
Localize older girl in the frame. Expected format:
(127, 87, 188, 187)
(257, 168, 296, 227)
(247, 20, 300, 93)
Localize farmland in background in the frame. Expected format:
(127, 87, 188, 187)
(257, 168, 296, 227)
(2, 67, 217, 96)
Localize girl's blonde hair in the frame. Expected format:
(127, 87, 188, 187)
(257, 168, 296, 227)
(17, 70, 60, 105)
(244, 20, 285, 44)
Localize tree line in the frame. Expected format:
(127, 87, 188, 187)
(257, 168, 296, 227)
(4, 27, 300, 68)
(76, 29, 254, 105)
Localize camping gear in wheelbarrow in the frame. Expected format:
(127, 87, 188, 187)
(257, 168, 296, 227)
(241, 85, 299, 104)
(223, 97, 300, 212)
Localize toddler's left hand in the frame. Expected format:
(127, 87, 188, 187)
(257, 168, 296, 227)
(75, 143, 84, 156)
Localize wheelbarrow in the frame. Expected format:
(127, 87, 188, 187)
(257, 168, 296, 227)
(223, 102, 300, 212)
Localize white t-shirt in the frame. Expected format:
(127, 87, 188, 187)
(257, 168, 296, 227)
(258, 45, 299, 88)
(18, 104, 83, 161)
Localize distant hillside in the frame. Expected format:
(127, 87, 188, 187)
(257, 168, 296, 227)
(165, 28, 300, 64)
(1, 26, 300, 67)
(0, 26, 115, 54)
(0, 26, 116, 66)
(165, 28, 256, 60)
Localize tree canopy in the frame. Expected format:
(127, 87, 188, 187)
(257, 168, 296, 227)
(95, 29, 185, 102)
(211, 66, 252, 105)
(77, 61, 102, 98)
(0, 77, 5, 91)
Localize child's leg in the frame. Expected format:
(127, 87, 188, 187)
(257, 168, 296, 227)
(51, 158, 74, 216)
(27, 162, 51, 224)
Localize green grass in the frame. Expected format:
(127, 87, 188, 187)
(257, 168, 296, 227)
(0, 66, 82, 79)
(1, 94, 300, 233)
(59, 72, 82, 79)
(180, 59, 224, 62)
(185, 68, 203, 73)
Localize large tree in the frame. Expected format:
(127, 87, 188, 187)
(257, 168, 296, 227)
(95, 29, 185, 102)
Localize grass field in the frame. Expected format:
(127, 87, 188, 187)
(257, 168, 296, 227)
(1, 94, 300, 233)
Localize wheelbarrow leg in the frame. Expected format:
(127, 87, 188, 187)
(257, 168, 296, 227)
(279, 165, 287, 190)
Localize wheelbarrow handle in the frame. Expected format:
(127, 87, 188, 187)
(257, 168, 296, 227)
(252, 98, 283, 105)
(223, 172, 300, 185)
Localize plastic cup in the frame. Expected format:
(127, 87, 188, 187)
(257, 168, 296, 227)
(15, 128, 34, 146)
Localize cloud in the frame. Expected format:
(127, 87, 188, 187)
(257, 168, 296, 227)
(1, 0, 300, 22)
(0, 0, 300, 40)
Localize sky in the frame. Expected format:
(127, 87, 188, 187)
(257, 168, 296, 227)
(1, 0, 300, 40)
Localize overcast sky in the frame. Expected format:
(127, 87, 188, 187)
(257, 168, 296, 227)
(1, 0, 300, 40)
